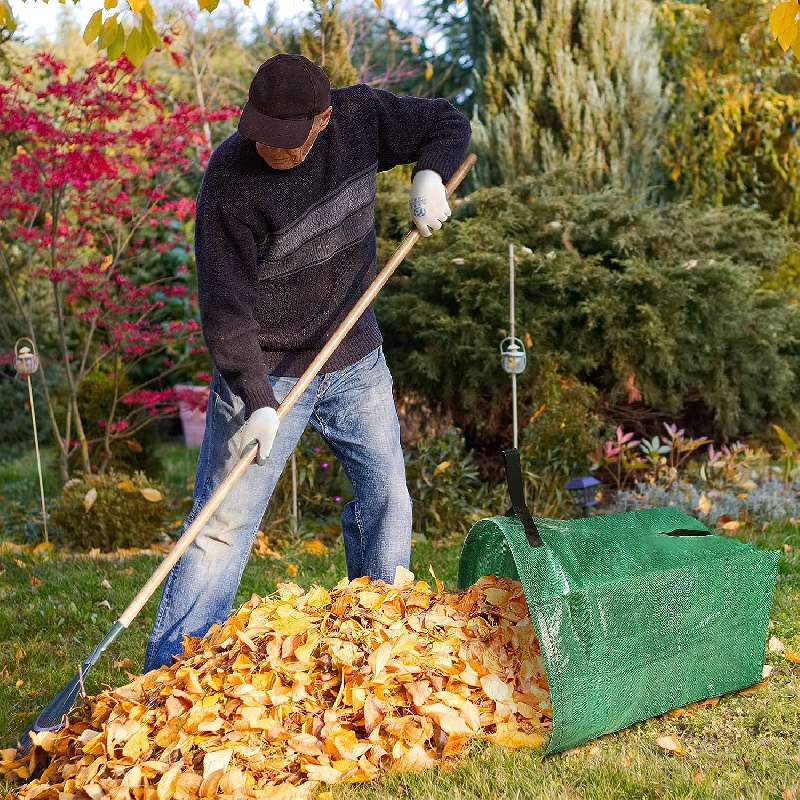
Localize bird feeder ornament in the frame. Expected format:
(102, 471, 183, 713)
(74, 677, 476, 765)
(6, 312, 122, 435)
(14, 338, 40, 377)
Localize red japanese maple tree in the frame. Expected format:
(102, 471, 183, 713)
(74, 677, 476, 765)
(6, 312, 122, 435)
(0, 54, 236, 480)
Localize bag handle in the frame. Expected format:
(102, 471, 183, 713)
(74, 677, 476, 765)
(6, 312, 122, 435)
(503, 448, 543, 547)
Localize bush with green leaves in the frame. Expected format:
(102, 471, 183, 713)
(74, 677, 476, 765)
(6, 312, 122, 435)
(50, 471, 169, 552)
(378, 176, 800, 452)
(405, 427, 490, 539)
(513, 364, 602, 517)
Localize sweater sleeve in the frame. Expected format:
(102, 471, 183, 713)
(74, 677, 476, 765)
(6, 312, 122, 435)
(368, 87, 472, 182)
(195, 182, 278, 417)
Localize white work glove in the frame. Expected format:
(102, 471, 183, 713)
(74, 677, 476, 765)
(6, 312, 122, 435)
(241, 406, 279, 466)
(408, 169, 451, 237)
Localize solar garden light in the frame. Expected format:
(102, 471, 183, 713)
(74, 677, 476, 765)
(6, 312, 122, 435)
(14, 338, 49, 543)
(500, 244, 527, 449)
(565, 475, 601, 517)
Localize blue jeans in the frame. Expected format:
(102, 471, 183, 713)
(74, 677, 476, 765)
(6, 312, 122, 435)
(144, 347, 412, 671)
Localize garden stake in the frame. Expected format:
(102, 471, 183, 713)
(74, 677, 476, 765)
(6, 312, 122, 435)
(15, 153, 477, 755)
(14, 338, 48, 543)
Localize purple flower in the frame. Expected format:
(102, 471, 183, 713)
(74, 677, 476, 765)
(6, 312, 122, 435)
(321, 462, 330, 469)
(314, 446, 322, 453)
(334, 496, 342, 503)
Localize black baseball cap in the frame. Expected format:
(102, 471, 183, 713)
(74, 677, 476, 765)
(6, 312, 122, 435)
(238, 54, 331, 148)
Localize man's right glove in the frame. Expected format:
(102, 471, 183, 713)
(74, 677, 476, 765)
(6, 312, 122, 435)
(240, 406, 279, 466)
(408, 169, 451, 237)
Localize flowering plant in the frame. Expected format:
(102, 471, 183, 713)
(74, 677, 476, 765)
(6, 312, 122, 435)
(0, 55, 236, 479)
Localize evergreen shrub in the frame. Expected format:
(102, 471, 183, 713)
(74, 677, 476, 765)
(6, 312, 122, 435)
(378, 176, 800, 451)
(50, 471, 168, 551)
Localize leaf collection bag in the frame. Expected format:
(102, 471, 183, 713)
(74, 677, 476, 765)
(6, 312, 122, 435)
(457, 449, 781, 755)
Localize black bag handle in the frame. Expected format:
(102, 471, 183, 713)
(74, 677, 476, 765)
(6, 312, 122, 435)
(503, 448, 543, 547)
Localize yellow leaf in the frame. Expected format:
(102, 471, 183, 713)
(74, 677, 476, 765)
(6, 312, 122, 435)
(656, 734, 684, 755)
(433, 460, 451, 476)
(140, 488, 162, 502)
(156, 764, 181, 800)
(393, 565, 415, 587)
(100, 254, 113, 270)
(696, 494, 711, 515)
(392, 745, 434, 773)
(304, 539, 328, 555)
(721, 520, 741, 531)
(128, 0, 147, 12)
(202, 749, 232, 782)
(785, 652, 800, 663)
(122, 726, 149, 760)
(424, 61, 433, 81)
(82, 9, 103, 44)
(286, 562, 298, 578)
(489, 729, 545, 750)
(117, 480, 135, 492)
(480, 674, 513, 703)
(84, 488, 98, 512)
(769, 2, 800, 50)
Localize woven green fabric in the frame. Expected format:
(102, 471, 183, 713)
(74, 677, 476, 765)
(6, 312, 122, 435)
(457, 507, 780, 754)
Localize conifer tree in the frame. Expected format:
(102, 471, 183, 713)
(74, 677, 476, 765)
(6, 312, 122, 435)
(300, 0, 358, 88)
(467, 0, 664, 191)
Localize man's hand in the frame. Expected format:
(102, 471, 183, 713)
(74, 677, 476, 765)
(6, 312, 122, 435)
(409, 170, 451, 237)
(241, 406, 279, 466)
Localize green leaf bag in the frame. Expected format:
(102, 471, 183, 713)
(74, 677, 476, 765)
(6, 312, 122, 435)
(457, 450, 780, 754)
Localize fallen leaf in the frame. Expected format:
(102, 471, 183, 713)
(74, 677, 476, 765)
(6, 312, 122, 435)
(738, 681, 769, 696)
(656, 735, 684, 755)
(785, 652, 800, 664)
(140, 488, 162, 502)
(84, 488, 98, 512)
(769, 636, 785, 653)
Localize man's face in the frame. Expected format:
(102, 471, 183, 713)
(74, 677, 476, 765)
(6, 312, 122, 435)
(256, 107, 332, 170)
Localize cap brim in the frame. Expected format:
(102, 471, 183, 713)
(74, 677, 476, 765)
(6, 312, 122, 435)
(238, 102, 313, 148)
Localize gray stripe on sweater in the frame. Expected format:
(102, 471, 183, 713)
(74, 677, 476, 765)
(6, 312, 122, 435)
(257, 168, 376, 280)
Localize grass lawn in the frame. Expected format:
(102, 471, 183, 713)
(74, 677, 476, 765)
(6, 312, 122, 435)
(0, 444, 798, 799)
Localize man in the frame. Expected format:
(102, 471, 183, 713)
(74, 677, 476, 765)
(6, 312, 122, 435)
(144, 54, 471, 671)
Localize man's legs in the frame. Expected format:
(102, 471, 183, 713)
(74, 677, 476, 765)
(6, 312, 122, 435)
(310, 348, 412, 582)
(143, 369, 316, 672)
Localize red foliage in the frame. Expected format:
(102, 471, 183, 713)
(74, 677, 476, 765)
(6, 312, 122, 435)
(0, 55, 235, 472)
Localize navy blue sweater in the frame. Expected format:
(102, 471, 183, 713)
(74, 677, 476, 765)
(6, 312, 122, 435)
(194, 84, 471, 417)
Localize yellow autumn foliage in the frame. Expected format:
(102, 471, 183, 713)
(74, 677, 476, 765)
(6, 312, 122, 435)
(1, 574, 550, 798)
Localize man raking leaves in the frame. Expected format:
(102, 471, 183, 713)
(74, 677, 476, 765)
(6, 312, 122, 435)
(144, 54, 471, 671)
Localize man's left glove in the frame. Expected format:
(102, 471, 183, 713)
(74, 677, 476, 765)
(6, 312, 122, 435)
(241, 406, 279, 466)
(409, 170, 450, 237)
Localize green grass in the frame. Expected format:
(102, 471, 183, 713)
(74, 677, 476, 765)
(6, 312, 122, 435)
(0, 445, 798, 799)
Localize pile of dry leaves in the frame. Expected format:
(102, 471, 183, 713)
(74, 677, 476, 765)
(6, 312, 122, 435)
(1, 570, 550, 799)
